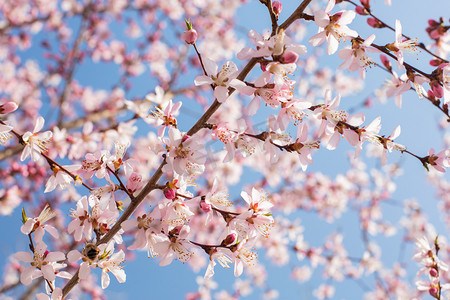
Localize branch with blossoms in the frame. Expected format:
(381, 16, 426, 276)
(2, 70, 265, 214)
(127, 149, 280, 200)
(59, 1, 314, 297)
(343, 0, 449, 64)
(1, 0, 449, 299)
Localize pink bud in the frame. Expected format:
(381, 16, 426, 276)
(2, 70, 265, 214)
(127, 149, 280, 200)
(200, 201, 211, 213)
(360, 0, 371, 8)
(163, 188, 176, 200)
(355, 6, 368, 15)
(126, 172, 142, 193)
(430, 81, 444, 98)
(280, 50, 298, 64)
(428, 19, 439, 26)
(429, 286, 438, 297)
(367, 17, 384, 28)
(379, 54, 392, 70)
(260, 61, 268, 72)
(429, 268, 438, 277)
(184, 29, 197, 44)
(0, 102, 18, 114)
(430, 59, 443, 67)
(272, 1, 282, 16)
(223, 233, 237, 246)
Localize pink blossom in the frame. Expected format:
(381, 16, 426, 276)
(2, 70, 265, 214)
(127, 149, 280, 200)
(149, 100, 182, 137)
(154, 226, 192, 266)
(97, 250, 126, 289)
(272, 1, 282, 16)
(36, 287, 64, 300)
(425, 148, 449, 172)
(44, 164, 80, 193)
(14, 242, 66, 285)
(309, 0, 358, 55)
(0, 123, 13, 145)
(161, 128, 206, 175)
(194, 58, 245, 103)
(384, 71, 411, 108)
(21, 204, 59, 239)
(338, 35, 377, 73)
(184, 29, 198, 45)
(21, 116, 53, 162)
(386, 20, 418, 68)
(0, 101, 18, 114)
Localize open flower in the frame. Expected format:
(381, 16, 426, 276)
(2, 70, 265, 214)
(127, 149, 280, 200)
(0, 123, 13, 145)
(386, 20, 417, 68)
(338, 35, 377, 73)
(14, 242, 66, 285)
(21, 116, 52, 162)
(97, 249, 126, 289)
(309, 0, 358, 55)
(21, 204, 59, 239)
(194, 58, 245, 103)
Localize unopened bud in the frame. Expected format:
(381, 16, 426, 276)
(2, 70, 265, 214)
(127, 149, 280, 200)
(200, 200, 211, 213)
(280, 50, 298, 64)
(0, 102, 18, 114)
(223, 233, 237, 246)
(367, 17, 384, 28)
(360, 0, 371, 9)
(429, 286, 438, 297)
(379, 54, 392, 71)
(184, 29, 197, 45)
(430, 80, 444, 98)
(272, 1, 282, 16)
(429, 268, 438, 277)
(163, 188, 176, 200)
(430, 59, 443, 67)
(355, 6, 368, 15)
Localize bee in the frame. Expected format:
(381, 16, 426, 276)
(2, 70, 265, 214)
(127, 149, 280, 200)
(83, 243, 100, 262)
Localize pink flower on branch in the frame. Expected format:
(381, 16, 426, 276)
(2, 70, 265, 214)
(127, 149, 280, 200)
(309, 0, 358, 55)
(194, 58, 245, 103)
(14, 242, 66, 285)
(21, 116, 53, 162)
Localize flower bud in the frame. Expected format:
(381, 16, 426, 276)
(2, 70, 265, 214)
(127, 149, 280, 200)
(184, 29, 198, 45)
(280, 50, 298, 64)
(379, 54, 392, 71)
(430, 80, 443, 98)
(200, 200, 211, 213)
(360, 0, 371, 9)
(429, 286, 438, 297)
(126, 172, 142, 193)
(272, 1, 282, 16)
(223, 232, 237, 246)
(367, 17, 384, 28)
(163, 188, 176, 200)
(429, 268, 438, 277)
(0, 102, 18, 114)
(355, 6, 368, 15)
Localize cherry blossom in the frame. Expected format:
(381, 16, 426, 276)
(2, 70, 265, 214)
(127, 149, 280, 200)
(13, 242, 66, 285)
(386, 20, 418, 68)
(309, 0, 358, 55)
(194, 58, 245, 103)
(21, 116, 53, 162)
(21, 204, 59, 239)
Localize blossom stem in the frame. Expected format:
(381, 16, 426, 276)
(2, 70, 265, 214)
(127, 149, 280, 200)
(259, 0, 279, 36)
(106, 166, 135, 200)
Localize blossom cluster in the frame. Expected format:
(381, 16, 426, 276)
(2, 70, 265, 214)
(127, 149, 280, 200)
(0, 0, 449, 299)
